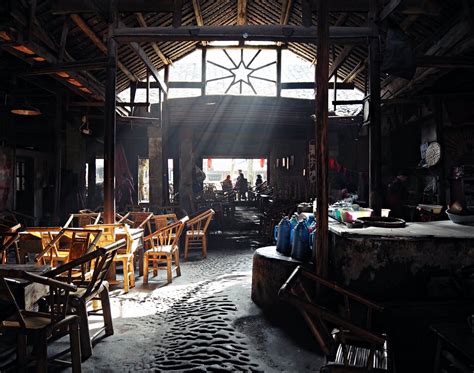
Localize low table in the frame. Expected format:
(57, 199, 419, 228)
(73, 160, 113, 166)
(251, 246, 303, 313)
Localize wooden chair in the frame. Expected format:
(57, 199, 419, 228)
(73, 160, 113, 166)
(152, 213, 178, 233)
(118, 211, 154, 236)
(279, 266, 393, 372)
(85, 224, 134, 293)
(63, 212, 102, 228)
(143, 219, 187, 285)
(34, 228, 103, 269)
(44, 240, 122, 361)
(0, 269, 81, 372)
(0, 223, 21, 264)
(184, 209, 215, 261)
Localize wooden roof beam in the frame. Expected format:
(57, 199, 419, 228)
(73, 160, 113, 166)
(70, 13, 137, 81)
(135, 13, 170, 65)
(16, 58, 110, 76)
(311, 0, 369, 12)
(237, 0, 247, 25)
(52, 0, 175, 14)
(113, 25, 375, 44)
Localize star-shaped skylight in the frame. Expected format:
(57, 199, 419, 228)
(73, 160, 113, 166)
(230, 62, 253, 85)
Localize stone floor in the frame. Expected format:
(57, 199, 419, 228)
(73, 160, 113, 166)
(77, 207, 326, 372)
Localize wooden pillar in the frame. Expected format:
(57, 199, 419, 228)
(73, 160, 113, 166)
(148, 126, 163, 208)
(276, 46, 282, 97)
(53, 95, 63, 225)
(434, 96, 446, 205)
(87, 154, 96, 208)
(368, 0, 382, 215)
(315, 0, 329, 278)
(179, 127, 194, 213)
(201, 47, 207, 96)
(162, 65, 170, 205)
(103, 18, 117, 224)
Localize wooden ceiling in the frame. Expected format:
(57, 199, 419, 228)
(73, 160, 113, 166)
(0, 0, 472, 102)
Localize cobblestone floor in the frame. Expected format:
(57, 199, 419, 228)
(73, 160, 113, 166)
(79, 207, 325, 372)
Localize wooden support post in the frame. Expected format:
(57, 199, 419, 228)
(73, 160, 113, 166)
(434, 96, 446, 206)
(87, 154, 96, 208)
(148, 126, 163, 208)
(145, 68, 150, 112)
(277, 46, 282, 97)
(368, 0, 382, 216)
(103, 18, 117, 224)
(315, 0, 329, 278)
(179, 128, 194, 214)
(201, 47, 206, 96)
(53, 95, 63, 225)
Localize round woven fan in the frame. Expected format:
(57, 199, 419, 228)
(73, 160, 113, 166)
(425, 142, 441, 167)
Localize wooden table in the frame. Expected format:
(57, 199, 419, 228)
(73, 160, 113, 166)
(431, 323, 474, 372)
(0, 264, 50, 311)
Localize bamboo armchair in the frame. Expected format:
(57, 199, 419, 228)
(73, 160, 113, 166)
(85, 223, 134, 293)
(184, 209, 215, 261)
(33, 228, 103, 269)
(0, 269, 81, 372)
(0, 223, 21, 264)
(279, 266, 392, 372)
(63, 212, 102, 228)
(143, 218, 188, 285)
(44, 240, 122, 361)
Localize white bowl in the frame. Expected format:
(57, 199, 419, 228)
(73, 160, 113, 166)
(446, 211, 474, 225)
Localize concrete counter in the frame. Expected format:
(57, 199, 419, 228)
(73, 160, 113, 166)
(328, 220, 474, 299)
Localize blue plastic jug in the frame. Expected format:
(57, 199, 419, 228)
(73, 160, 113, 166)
(289, 214, 298, 247)
(291, 221, 311, 262)
(276, 217, 292, 256)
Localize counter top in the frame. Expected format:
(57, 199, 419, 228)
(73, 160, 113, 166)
(328, 219, 474, 239)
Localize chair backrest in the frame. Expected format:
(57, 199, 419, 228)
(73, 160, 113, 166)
(148, 220, 186, 249)
(0, 269, 77, 327)
(118, 212, 153, 236)
(85, 223, 132, 255)
(186, 209, 215, 234)
(63, 213, 102, 228)
(34, 228, 103, 265)
(152, 213, 178, 231)
(44, 239, 122, 301)
(0, 224, 21, 264)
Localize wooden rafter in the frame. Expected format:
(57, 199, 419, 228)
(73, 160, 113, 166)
(280, 0, 293, 24)
(70, 13, 137, 81)
(237, 0, 247, 25)
(192, 0, 204, 26)
(329, 44, 354, 79)
(135, 13, 170, 65)
(343, 58, 367, 83)
(116, 20, 168, 92)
